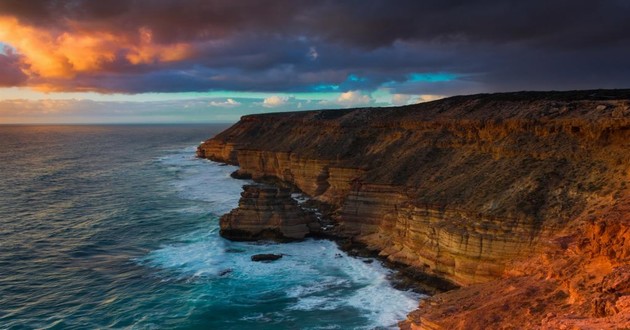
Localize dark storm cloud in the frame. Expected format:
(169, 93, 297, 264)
(33, 41, 452, 94)
(307, 1, 630, 49)
(5, 0, 629, 48)
(0, 0, 629, 94)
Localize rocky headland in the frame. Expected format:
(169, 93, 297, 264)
(198, 90, 630, 329)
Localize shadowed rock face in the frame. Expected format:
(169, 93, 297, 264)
(220, 184, 318, 241)
(251, 254, 283, 262)
(199, 90, 630, 329)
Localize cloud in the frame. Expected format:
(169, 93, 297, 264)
(416, 94, 445, 103)
(337, 90, 373, 107)
(0, 46, 27, 86)
(262, 95, 288, 107)
(0, 98, 246, 123)
(391, 94, 411, 106)
(0, 94, 346, 123)
(0, 1, 628, 95)
(208, 98, 241, 107)
(305, 1, 630, 49)
(308, 47, 318, 60)
(0, 16, 192, 82)
(4, 1, 628, 49)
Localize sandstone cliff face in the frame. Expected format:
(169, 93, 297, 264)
(220, 184, 318, 241)
(400, 196, 630, 329)
(198, 90, 630, 328)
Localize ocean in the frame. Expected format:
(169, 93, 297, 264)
(0, 125, 421, 329)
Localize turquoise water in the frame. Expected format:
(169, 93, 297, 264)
(0, 125, 421, 329)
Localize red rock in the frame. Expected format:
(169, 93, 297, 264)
(199, 90, 630, 329)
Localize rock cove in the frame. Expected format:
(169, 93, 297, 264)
(198, 90, 630, 329)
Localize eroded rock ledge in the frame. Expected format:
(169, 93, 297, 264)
(199, 90, 630, 329)
(220, 184, 318, 241)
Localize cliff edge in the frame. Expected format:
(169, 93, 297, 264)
(198, 90, 630, 329)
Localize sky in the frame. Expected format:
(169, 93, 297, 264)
(0, 0, 629, 124)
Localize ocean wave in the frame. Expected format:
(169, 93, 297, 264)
(139, 144, 424, 329)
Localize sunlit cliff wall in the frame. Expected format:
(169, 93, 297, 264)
(198, 90, 630, 288)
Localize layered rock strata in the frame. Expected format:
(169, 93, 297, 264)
(220, 184, 318, 241)
(199, 90, 630, 329)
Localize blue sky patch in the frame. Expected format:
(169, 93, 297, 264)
(407, 72, 458, 83)
(311, 84, 341, 92)
(347, 74, 367, 83)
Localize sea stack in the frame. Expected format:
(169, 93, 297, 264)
(220, 184, 318, 241)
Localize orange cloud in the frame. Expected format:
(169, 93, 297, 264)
(0, 16, 193, 85)
(125, 27, 192, 65)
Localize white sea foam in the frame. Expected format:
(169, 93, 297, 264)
(141, 146, 424, 329)
(288, 296, 342, 311)
(156, 145, 249, 215)
(285, 276, 349, 298)
(142, 229, 229, 279)
(239, 313, 268, 322)
(347, 280, 422, 328)
(291, 192, 309, 204)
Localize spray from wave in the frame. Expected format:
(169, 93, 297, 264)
(140, 145, 424, 329)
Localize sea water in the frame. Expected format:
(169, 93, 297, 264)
(0, 125, 421, 329)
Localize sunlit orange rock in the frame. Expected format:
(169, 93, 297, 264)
(220, 184, 318, 241)
(199, 90, 630, 329)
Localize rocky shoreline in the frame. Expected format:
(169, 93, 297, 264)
(223, 179, 457, 295)
(198, 90, 630, 329)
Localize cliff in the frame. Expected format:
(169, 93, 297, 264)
(198, 90, 630, 329)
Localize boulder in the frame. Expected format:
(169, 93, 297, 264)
(251, 253, 283, 262)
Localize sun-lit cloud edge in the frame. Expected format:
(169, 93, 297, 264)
(0, 16, 192, 81)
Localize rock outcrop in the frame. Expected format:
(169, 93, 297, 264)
(251, 253, 283, 262)
(220, 184, 318, 241)
(199, 90, 630, 329)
